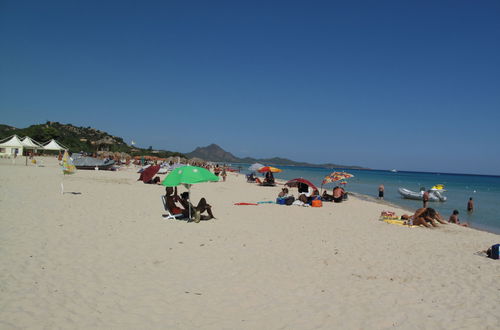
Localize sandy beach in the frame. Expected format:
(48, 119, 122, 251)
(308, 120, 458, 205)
(1, 157, 499, 329)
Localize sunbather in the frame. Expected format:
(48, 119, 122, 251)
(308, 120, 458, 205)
(449, 210, 468, 227)
(401, 208, 447, 228)
(246, 172, 257, 182)
(165, 187, 184, 216)
(264, 171, 275, 185)
(332, 186, 344, 203)
(179, 191, 215, 222)
(278, 187, 290, 198)
(165, 187, 215, 222)
(322, 190, 334, 201)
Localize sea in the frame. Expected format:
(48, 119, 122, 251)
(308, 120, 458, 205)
(234, 164, 500, 234)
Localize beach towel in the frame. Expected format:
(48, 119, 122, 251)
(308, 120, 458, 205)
(379, 215, 418, 227)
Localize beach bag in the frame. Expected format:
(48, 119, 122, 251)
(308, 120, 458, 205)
(285, 196, 295, 206)
(487, 244, 500, 260)
(311, 199, 322, 207)
(276, 197, 286, 205)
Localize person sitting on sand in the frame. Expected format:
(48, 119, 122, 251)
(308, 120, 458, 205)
(449, 210, 468, 227)
(179, 191, 215, 222)
(246, 172, 257, 182)
(278, 187, 290, 198)
(264, 171, 275, 185)
(402, 208, 447, 228)
(298, 183, 313, 203)
(165, 187, 215, 222)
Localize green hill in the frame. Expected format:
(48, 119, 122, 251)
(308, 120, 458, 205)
(0, 122, 185, 158)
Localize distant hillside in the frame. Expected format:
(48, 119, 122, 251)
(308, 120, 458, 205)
(186, 144, 367, 169)
(0, 122, 185, 158)
(186, 144, 241, 162)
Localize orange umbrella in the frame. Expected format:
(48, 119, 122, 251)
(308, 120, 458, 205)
(257, 166, 282, 173)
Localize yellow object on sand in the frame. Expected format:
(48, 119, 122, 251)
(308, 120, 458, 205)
(379, 216, 419, 227)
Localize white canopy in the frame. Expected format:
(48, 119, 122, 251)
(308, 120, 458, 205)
(0, 135, 24, 148)
(21, 136, 43, 149)
(43, 139, 68, 151)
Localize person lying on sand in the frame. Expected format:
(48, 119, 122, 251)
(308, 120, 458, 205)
(165, 187, 215, 222)
(322, 190, 334, 201)
(401, 208, 448, 228)
(332, 186, 345, 203)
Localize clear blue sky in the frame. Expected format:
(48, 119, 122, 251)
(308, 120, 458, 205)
(1, 1, 499, 175)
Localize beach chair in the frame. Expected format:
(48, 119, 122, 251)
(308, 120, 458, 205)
(161, 195, 184, 220)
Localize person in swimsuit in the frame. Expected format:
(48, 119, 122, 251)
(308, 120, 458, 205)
(449, 210, 468, 227)
(467, 197, 474, 212)
(179, 191, 215, 222)
(422, 191, 430, 208)
(378, 184, 384, 199)
(264, 171, 275, 185)
(410, 207, 447, 228)
(165, 187, 184, 216)
(332, 186, 344, 203)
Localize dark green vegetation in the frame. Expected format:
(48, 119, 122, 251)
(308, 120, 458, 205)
(186, 144, 367, 169)
(0, 122, 185, 158)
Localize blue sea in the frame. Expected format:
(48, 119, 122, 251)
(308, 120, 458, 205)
(235, 164, 500, 234)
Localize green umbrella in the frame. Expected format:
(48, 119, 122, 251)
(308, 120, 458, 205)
(162, 165, 219, 186)
(162, 165, 219, 221)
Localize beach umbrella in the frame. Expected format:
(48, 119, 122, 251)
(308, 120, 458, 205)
(285, 178, 318, 191)
(139, 165, 160, 183)
(257, 166, 282, 173)
(322, 171, 354, 185)
(249, 163, 264, 172)
(162, 166, 219, 220)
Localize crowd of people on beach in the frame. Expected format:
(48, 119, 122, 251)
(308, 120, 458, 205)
(141, 158, 477, 228)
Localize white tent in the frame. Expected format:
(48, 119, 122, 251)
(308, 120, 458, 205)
(43, 139, 68, 151)
(0, 135, 24, 156)
(21, 136, 44, 149)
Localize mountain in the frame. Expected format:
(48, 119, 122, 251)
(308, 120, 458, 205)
(186, 144, 240, 162)
(0, 122, 185, 158)
(186, 144, 367, 169)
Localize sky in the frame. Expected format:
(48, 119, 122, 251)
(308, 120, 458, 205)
(1, 0, 499, 175)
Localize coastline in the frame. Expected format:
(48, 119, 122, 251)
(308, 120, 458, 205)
(1, 157, 499, 329)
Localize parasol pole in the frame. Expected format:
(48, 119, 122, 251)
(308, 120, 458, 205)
(188, 185, 192, 221)
(61, 172, 64, 194)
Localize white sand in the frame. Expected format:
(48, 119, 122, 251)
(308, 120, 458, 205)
(1, 157, 499, 329)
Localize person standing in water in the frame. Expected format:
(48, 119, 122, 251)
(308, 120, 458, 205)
(378, 184, 384, 199)
(422, 190, 430, 208)
(467, 197, 474, 212)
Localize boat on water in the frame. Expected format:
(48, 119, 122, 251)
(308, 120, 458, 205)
(398, 185, 447, 202)
(390, 169, 397, 173)
(72, 153, 115, 170)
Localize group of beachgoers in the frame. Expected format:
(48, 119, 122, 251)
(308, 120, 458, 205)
(159, 166, 474, 228)
(379, 183, 474, 228)
(164, 186, 215, 223)
(246, 171, 275, 186)
(399, 207, 469, 228)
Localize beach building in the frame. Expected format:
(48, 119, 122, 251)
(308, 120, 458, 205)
(0, 135, 25, 157)
(42, 139, 68, 151)
(21, 136, 44, 153)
